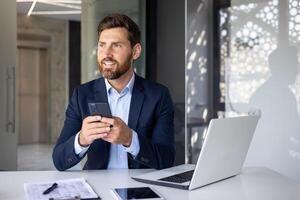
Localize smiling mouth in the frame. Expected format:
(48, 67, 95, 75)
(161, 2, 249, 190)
(101, 59, 117, 69)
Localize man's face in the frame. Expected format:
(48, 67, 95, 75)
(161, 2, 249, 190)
(97, 27, 134, 80)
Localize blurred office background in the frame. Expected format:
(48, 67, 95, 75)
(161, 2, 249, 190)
(1, 0, 300, 180)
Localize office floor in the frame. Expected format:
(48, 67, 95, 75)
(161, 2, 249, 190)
(17, 144, 81, 171)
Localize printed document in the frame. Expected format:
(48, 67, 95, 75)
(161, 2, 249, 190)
(24, 178, 99, 200)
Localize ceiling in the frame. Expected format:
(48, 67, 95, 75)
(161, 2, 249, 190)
(16, 0, 81, 21)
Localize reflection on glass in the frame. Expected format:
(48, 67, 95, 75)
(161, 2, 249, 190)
(186, 0, 211, 164)
(221, 0, 300, 179)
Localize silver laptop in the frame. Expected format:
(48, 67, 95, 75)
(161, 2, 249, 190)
(132, 116, 259, 190)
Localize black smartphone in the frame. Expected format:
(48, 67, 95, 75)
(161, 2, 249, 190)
(88, 102, 112, 118)
(112, 187, 164, 200)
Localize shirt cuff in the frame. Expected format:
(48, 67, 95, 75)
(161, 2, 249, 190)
(123, 130, 140, 157)
(74, 131, 89, 157)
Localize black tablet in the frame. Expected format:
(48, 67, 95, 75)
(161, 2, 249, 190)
(112, 187, 164, 200)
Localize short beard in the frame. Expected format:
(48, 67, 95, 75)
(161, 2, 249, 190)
(98, 53, 132, 80)
(102, 69, 124, 80)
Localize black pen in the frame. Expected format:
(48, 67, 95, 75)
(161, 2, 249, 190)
(43, 183, 58, 195)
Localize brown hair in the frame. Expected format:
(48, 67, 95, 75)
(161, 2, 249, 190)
(97, 14, 141, 47)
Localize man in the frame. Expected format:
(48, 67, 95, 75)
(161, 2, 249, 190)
(52, 14, 175, 171)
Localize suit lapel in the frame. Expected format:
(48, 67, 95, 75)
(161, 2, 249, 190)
(92, 77, 108, 103)
(91, 76, 145, 168)
(128, 75, 144, 131)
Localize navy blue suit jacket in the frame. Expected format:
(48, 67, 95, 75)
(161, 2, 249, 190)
(52, 74, 175, 171)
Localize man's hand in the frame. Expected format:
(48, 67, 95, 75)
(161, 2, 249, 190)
(100, 117, 133, 147)
(79, 116, 111, 147)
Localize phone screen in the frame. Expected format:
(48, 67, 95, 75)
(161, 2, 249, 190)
(113, 187, 163, 200)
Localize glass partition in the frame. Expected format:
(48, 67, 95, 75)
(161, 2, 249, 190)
(186, 0, 213, 163)
(219, 0, 300, 179)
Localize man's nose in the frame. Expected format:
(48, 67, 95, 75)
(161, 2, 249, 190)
(102, 46, 113, 57)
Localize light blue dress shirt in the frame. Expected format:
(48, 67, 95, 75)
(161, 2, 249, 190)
(74, 73, 140, 169)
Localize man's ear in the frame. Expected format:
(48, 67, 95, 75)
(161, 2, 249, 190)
(132, 43, 142, 60)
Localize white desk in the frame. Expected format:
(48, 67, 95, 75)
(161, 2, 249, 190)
(0, 167, 299, 200)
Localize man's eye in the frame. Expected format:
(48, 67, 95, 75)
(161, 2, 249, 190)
(98, 43, 104, 47)
(113, 44, 121, 48)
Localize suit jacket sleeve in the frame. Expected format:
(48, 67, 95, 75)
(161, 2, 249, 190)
(132, 87, 175, 169)
(52, 87, 84, 171)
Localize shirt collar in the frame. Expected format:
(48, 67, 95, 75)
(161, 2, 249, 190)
(104, 72, 135, 95)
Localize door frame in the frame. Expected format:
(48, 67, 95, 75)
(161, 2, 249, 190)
(17, 33, 51, 144)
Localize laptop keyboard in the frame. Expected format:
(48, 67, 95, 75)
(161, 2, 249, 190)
(158, 170, 194, 183)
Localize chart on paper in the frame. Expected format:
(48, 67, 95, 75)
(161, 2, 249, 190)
(24, 178, 100, 200)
